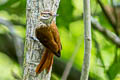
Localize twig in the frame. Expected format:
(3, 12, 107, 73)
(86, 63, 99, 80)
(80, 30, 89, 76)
(110, 0, 119, 36)
(80, 0, 91, 79)
(92, 32, 105, 69)
(97, 0, 118, 35)
(91, 17, 120, 46)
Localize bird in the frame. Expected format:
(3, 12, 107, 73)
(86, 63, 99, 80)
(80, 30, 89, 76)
(35, 11, 62, 74)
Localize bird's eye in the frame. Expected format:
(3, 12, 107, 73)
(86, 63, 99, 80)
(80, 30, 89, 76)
(43, 15, 48, 17)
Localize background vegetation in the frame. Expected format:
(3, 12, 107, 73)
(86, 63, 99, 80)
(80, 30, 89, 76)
(0, 0, 120, 80)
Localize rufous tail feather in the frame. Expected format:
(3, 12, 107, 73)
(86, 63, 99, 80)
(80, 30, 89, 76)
(35, 48, 54, 74)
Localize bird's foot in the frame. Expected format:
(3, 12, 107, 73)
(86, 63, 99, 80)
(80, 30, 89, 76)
(29, 36, 39, 42)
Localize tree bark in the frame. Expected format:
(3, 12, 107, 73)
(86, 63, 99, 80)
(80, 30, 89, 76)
(23, 0, 60, 80)
(80, 0, 91, 80)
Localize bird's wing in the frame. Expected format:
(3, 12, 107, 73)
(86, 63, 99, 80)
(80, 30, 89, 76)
(35, 26, 60, 57)
(51, 22, 62, 51)
(50, 22, 62, 57)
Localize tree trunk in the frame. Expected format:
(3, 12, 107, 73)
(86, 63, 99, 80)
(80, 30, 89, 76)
(80, 0, 91, 80)
(23, 0, 60, 80)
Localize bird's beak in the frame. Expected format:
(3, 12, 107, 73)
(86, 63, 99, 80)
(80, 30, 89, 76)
(52, 14, 59, 17)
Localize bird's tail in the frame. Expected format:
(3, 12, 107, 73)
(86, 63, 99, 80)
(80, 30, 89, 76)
(35, 48, 54, 74)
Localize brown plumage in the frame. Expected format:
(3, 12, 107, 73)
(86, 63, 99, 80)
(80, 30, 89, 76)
(35, 21, 62, 74)
(35, 48, 54, 73)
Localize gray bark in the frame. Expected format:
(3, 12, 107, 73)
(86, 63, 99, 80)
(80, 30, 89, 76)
(80, 0, 91, 80)
(23, 0, 60, 80)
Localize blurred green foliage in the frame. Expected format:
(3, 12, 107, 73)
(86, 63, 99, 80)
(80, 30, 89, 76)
(57, 0, 74, 29)
(0, 52, 21, 80)
(0, 0, 26, 16)
(0, 0, 120, 80)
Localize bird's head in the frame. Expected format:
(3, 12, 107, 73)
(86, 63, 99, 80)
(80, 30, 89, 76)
(39, 11, 58, 25)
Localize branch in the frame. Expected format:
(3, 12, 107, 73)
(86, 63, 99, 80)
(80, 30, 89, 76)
(72, 13, 100, 22)
(110, 0, 118, 23)
(91, 17, 120, 46)
(0, 18, 24, 66)
(0, 18, 16, 34)
(72, 15, 120, 46)
(97, 0, 119, 35)
(80, 0, 91, 79)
